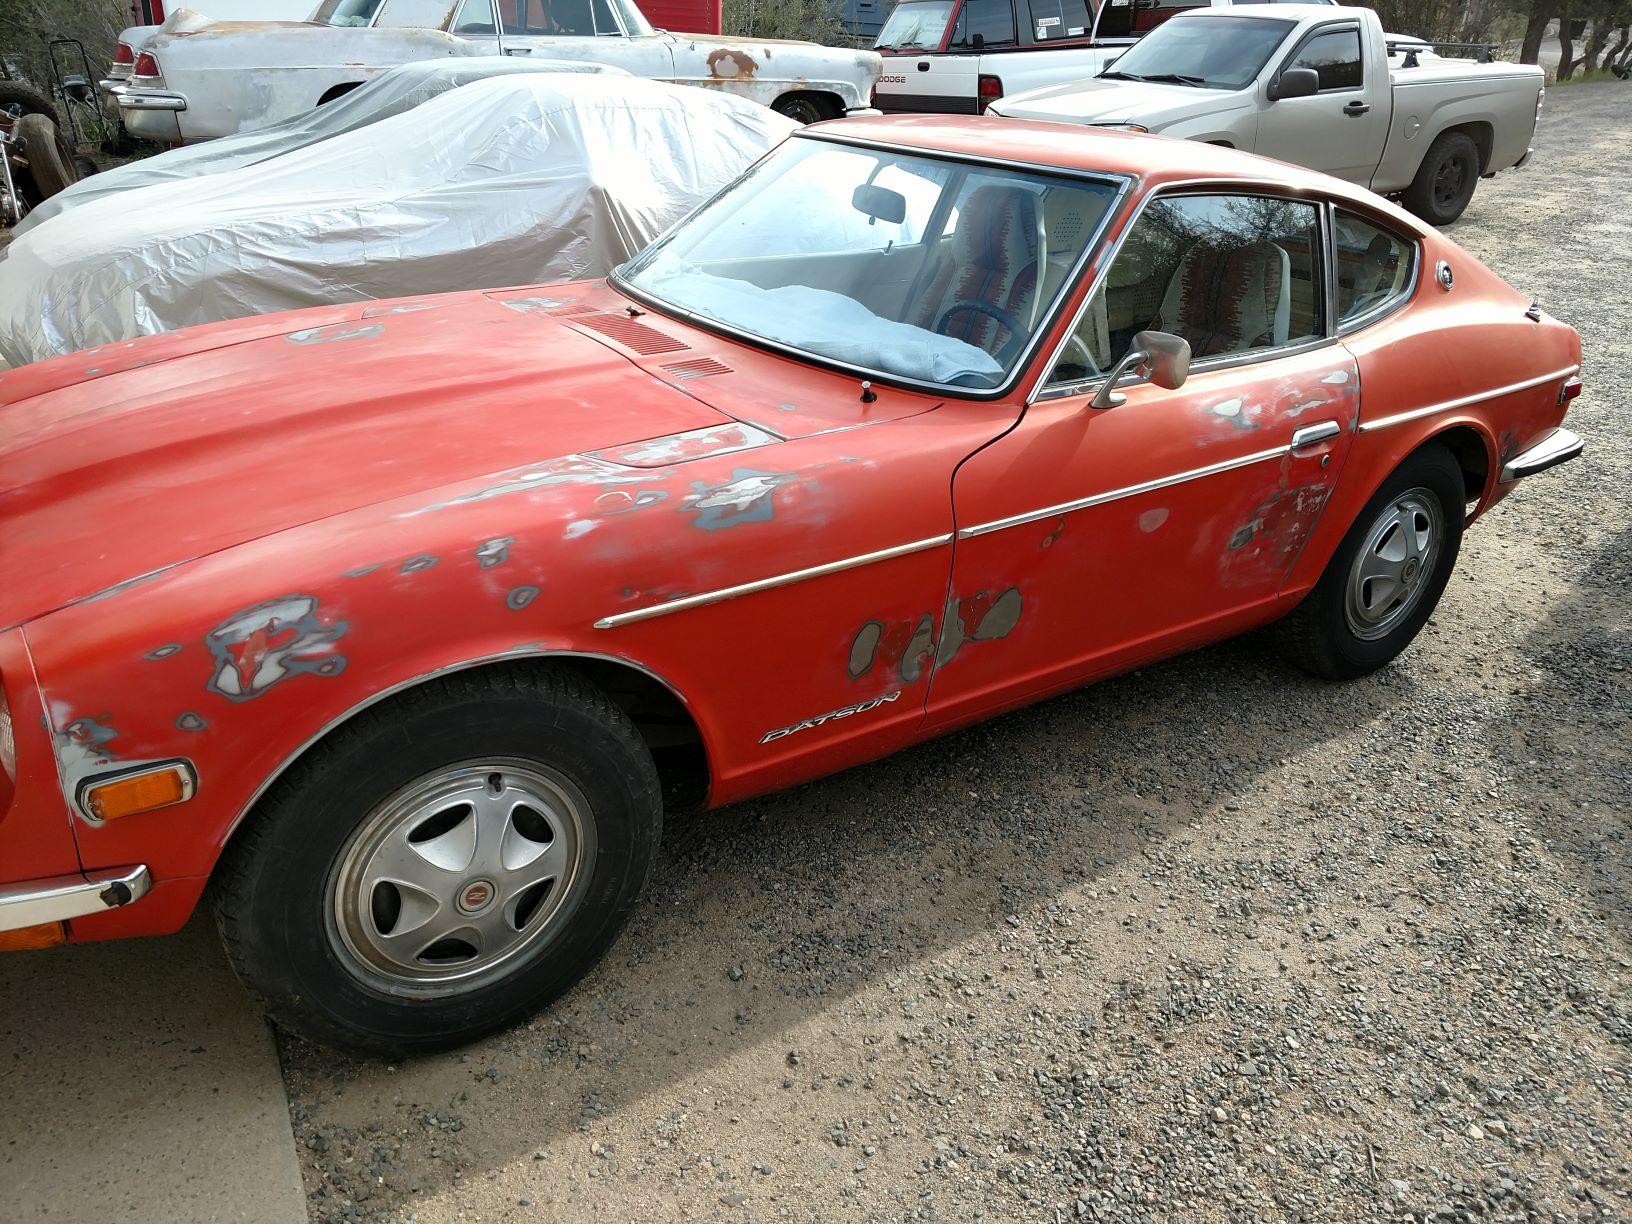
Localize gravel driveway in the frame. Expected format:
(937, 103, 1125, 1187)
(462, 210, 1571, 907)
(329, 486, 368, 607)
(283, 82, 1631, 1224)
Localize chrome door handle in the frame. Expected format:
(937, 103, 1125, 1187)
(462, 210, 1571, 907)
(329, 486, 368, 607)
(1291, 420, 1342, 451)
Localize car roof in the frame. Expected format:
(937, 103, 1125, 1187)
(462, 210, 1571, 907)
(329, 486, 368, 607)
(807, 118, 1429, 236)
(1205, 3, 1345, 19)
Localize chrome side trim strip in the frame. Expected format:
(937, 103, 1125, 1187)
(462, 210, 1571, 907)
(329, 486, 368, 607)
(1358, 365, 1578, 433)
(957, 444, 1289, 540)
(593, 534, 955, 629)
(0, 866, 151, 932)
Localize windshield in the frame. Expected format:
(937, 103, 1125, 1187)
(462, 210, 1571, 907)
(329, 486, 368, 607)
(619, 138, 1121, 392)
(875, 0, 954, 50)
(1102, 15, 1294, 90)
(312, 0, 381, 26)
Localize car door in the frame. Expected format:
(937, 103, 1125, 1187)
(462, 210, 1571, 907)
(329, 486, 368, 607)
(925, 189, 1358, 731)
(1254, 19, 1388, 184)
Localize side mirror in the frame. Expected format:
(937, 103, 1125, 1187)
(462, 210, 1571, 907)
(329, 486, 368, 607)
(1268, 66, 1320, 101)
(1089, 330, 1191, 409)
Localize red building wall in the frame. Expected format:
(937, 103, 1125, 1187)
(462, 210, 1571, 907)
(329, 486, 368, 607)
(639, 0, 722, 33)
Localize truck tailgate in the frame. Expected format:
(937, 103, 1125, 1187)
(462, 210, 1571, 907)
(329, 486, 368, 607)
(876, 53, 983, 114)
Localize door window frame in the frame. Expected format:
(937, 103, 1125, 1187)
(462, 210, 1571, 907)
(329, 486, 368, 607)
(1032, 180, 1342, 403)
(1330, 205, 1421, 335)
(1267, 19, 1366, 96)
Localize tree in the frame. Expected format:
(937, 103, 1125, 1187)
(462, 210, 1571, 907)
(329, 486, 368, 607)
(0, 0, 128, 90)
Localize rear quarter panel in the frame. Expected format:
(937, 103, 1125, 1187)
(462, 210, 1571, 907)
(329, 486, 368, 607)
(1284, 228, 1580, 594)
(1373, 66, 1543, 193)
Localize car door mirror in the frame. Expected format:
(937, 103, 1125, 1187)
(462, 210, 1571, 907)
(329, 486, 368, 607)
(1089, 330, 1191, 409)
(1269, 67, 1320, 101)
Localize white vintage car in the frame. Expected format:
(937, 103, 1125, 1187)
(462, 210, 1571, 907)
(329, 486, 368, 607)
(111, 0, 881, 142)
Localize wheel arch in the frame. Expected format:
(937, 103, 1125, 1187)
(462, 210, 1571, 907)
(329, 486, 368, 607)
(218, 648, 712, 858)
(316, 81, 365, 106)
(773, 88, 843, 121)
(1285, 414, 1499, 596)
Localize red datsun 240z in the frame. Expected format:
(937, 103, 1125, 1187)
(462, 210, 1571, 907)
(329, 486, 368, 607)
(0, 119, 1582, 1052)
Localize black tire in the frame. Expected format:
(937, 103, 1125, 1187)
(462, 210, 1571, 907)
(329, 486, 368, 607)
(1401, 131, 1481, 226)
(73, 154, 99, 180)
(773, 92, 838, 124)
(13, 113, 77, 201)
(214, 664, 663, 1056)
(1276, 443, 1465, 681)
(0, 80, 61, 129)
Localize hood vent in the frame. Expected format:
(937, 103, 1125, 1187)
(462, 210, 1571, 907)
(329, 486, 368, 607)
(660, 357, 732, 381)
(573, 313, 690, 356)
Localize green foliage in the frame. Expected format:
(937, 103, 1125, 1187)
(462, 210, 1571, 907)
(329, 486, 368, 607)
(0, 0, 128, 89)
(723, 0, 844, 44)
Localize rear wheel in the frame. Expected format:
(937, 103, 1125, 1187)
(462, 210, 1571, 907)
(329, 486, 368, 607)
(214, 665, 663, 1055)
(1277, 444, 1464, 680)
(1401, 131, 1480, 226)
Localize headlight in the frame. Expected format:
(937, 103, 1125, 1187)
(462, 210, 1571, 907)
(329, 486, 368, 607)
(1095, 123, 1149, 134)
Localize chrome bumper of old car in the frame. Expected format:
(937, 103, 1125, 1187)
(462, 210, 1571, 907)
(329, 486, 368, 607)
(0, 865, 150, 932)
(1500, 427, 1582, 483)
(114, 87, 186, 112)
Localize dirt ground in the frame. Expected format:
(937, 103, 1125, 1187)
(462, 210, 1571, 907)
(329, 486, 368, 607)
(264, 83, 1631, 1223)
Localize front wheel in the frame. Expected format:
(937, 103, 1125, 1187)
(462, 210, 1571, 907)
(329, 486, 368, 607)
(1277, 444, 1465, 680)
(214, 665, 663, 1055)
(773, 92, 838, 124)
(1401, 131, 1481, 226)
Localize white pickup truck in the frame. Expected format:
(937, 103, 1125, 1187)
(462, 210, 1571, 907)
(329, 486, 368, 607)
(872, 0, 1366, 117)
(988, 4, 1541, 224)
(111, 0, 881, 143)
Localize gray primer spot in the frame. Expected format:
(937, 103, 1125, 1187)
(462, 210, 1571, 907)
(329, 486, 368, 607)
(475, 537, 513, 569)
(973, 588, 1023, 641)
(286, 322, 385, 345)
(343, 564, 380, 578)
(848, 621, 884, 680)
(936, 595, 967, 666)
(506, 585, 540, 611)
(1228, 524, 1256, 550)
(175, 712, 207, 732)
(1138, 508, 1169, 533)
(900, 614, 937, 684)
(500, 296, 568, 314)
(144, 642, 183, 661)
(400, 554, 439, 575)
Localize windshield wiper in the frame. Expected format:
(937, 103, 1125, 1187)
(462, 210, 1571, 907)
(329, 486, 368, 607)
(1138, 72, 1208, 87)
(1097, 69, 1146, 81)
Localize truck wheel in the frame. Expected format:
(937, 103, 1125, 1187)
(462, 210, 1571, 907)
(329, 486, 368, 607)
(213, 664, 664, 1055)
(1275, 444, 1464, 680)
(1402, 131, 1480, 226)
(774, 92, 837, 124)
(13, 113, 77, 201)
(0, 80, 62, 129)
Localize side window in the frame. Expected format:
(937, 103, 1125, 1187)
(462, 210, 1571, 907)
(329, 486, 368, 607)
(1334, 210, 1415, 327)
(951, 0, 1017, 48)
(1048, 193, 1325, 384)
(1023, 0, 1091, 41)
(1289, 27, 1363, 91)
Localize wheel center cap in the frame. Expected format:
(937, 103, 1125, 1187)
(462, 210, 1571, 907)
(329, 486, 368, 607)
(1401, 557, 1421, 583)
(457, 878, 496, 915)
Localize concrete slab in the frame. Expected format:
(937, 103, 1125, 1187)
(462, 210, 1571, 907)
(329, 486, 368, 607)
(0, 915, 306, 1222)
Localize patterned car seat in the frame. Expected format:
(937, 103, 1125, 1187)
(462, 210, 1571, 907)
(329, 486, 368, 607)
(1156, 239, 1292, 359)
(913, 185, 1040, 356)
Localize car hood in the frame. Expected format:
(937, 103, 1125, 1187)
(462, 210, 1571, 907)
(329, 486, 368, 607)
(0, 291, 732, 630)
(991, 79, 1241, 128)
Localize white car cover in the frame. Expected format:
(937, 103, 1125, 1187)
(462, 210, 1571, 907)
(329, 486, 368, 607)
(0, 74, 795, 367)
(13, 57, 629, 237)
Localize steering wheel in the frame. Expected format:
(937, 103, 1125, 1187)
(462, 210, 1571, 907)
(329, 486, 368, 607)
(935, 300, 1027, 366)
(1060, 332, 1101, 378)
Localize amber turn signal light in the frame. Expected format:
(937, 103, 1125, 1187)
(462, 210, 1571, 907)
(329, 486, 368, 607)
(0, 921, 66, 951)
(81, 762, 195, 822)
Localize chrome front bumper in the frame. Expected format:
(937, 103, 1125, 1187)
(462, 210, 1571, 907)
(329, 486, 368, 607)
(1500, 427, 1582, 483)
(0, 865, 150, 932)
